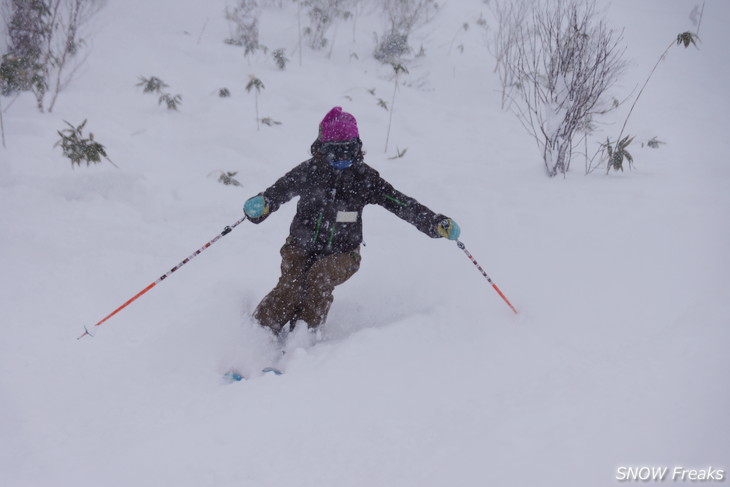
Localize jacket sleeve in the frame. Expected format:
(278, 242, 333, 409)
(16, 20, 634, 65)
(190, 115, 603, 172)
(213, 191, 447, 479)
(369, 172, 447, 238)
(249, 161, 308, 224)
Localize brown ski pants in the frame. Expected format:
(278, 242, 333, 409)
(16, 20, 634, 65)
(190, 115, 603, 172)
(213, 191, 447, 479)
(253, 242, 361, 334)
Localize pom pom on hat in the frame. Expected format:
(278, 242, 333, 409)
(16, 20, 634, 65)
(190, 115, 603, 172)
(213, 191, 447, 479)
(318, 106, 359, 142)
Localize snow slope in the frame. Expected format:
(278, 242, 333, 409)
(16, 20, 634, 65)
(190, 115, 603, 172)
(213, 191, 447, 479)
(1, 1, 728, 486)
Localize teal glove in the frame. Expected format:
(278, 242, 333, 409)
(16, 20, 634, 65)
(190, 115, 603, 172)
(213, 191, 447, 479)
(244, 195, 270, 218)
(437, 218, 460, 240)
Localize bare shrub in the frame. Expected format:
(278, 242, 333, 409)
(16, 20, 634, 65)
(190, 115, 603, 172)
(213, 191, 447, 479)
(302, 0, 350, 51)
(489, 0, 627, 177)
(225, 0, 261, 57)
(1, 0, 104, 113)
(374, 0, 437, 63)
(1, 0, 47, 97)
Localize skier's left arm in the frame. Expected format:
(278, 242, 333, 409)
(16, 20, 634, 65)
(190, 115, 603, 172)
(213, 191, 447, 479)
(371, 176, 460, 240)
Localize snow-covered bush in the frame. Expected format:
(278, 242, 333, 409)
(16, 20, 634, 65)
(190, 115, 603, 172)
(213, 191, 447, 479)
(0, 6, 6, 52)
(211, 170, 242, 187)
(374, 0, 436, 63)
(54, 119, 111, 167)
(0, 0, 47, 97)
(488, 0, 627, 177)
(0, 0, 103, 113)
(158, 93, 182, 111)
(301, 0, 350, 51)
(225, 0, 261, 57)
(260, 116, 281, 127)
(272, 48, 289, 69)
(136, 75, 182, 111)
(600, 135, 634, 173)
(136, 75, 167, 94)
(373, 31, 409, 64)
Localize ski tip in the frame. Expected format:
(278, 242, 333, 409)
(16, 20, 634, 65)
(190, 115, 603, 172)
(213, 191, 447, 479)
(262, 367, 283, 376)
(223, 371, 246, 382)
(223, 368, 282, 382)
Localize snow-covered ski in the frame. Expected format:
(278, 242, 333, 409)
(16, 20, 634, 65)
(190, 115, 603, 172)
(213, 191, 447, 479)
(223, 370, 246, 382)
(223, 367, 283, 382)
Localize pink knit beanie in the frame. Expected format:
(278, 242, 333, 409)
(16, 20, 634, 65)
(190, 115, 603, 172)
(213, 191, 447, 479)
(318, 107, 359, 142)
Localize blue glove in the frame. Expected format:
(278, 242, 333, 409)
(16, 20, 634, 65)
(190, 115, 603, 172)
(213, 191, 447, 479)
(437, 218, 460, 240)
(243, 195, 270, 218)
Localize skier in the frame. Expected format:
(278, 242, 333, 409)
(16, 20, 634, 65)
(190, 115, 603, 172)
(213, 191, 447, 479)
(243, 106, 460, 335)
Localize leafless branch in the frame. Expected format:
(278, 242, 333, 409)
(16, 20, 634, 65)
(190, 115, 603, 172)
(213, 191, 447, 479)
(489, 0, 627, 177)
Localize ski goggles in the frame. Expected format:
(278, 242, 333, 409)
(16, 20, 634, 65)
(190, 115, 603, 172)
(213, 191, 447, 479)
(320, 139, 361, 169)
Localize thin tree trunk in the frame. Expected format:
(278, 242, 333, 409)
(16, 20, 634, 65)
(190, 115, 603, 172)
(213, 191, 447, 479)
(544, 137, 570, 177)
(298, 5, 303, 66)
(385, 74, 398, 153)
(255, 93, 260, 130)
(0, 95, 6, 149)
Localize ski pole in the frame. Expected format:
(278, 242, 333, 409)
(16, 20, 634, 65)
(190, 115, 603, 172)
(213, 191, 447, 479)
(456, 240, 518, 314)
(77, 216, 248, 340)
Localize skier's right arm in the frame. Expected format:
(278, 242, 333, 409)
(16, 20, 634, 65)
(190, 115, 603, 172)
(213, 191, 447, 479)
(243, 161, 308, 224)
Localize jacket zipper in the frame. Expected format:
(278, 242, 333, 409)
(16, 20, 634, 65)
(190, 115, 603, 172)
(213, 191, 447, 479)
(312, 212, 323, 243)
(314, 176, 341, 246)
(327, 224, 336, 247)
